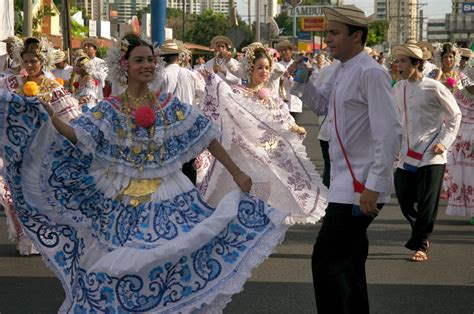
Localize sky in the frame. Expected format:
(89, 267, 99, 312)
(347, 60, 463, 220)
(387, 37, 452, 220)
(237, 0, 452, 21)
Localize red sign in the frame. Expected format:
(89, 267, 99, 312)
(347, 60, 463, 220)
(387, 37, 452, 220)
(301, 17, 326, 32)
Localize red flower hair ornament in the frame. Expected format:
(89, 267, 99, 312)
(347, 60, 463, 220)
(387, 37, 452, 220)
(134, 105, 156, 128)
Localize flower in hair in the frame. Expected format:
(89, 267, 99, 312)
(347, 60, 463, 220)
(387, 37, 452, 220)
(119, 57, 129, 70)
(134, 105, 156, 128)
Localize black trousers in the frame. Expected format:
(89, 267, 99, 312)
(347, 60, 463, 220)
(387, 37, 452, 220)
(312, 202, 382, 314)
(394, 164, 445, 252)
(319, 140, 330, 188)
(182, 158, 197, 186)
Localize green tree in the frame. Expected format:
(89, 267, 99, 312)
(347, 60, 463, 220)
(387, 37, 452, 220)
(274, 12, 293, 37)
(185, 10, 229, 46)
(367, 20, 388, 46)
(70, 6, 89, 38)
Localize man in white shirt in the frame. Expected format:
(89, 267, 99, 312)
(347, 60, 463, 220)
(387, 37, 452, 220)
(457, 48, 473, 80)
(392, 43, 461, 262)
(275, 40, 303, 117)
(299, 5, 402, 313)
(205, 36, 240, 85)
(52, 50, 73, 89)
(157, 40, 204, 106)
(157, 39, 205, 184)
(81, 38, 108, 99)
(0, 36, 21, 75)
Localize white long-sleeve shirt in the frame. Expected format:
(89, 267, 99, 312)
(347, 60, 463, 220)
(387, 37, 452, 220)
(157, 63, 204, 105)
(393, 77, 461, 168)
(88, 57, 108, 99)
(280, 59, 303, 113)
(205, 57, 240, 85)
(302, 51, 402, 204)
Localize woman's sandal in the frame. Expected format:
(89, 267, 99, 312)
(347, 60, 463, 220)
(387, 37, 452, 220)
(411, 250, 428, 262)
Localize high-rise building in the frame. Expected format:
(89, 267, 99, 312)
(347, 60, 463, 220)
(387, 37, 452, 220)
(427, 19, 449, 43)
(387, 0, 419, 45)
(446, 0, 474, 44)
(374, 0, 388, 20)
(167, 0, 203, 15)
(201, 0, 230, 14)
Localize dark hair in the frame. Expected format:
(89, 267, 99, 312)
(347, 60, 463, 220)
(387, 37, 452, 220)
(441, 43, 456, 58)
(123, 33, 154, 60)
(21, 42, 40, 59)
(253, 48, 272, 66)
(347, 25, 368, 46)
(409, 57, 424, 72)
(163, 54, 180, 64)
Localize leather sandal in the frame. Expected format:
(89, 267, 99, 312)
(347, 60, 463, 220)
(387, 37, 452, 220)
(411, 250, 428, 262)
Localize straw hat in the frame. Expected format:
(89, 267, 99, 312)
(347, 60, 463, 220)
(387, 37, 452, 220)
(422, 50, 432, 61)
(323, 5, 368, 27)
(81, 38, 99, 49)
(160, 39, 182, 55)
(392, 44, 423, 60)
(54, 50, 68, 64)
(405, 38, 417, 45)
(210, 35, 233, 49)
(364, 47, 373, 55)
(2, 36, 17, 44)
(417, 41, 434, 52)
(274, 40, 293, 51)
(459, 48, 473, 59)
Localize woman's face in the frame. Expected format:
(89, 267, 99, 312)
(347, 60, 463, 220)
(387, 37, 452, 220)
(22, 52, 42, 77)
(442, 52, 455, 69)
(251, 57, 271, 86)
(127, 45, 156, 84)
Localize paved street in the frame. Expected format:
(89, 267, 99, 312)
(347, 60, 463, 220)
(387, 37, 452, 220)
(0, 108, 473, 313)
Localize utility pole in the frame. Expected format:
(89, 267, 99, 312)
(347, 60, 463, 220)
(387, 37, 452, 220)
(256, 0, 260, 41)
(182, 0, 186, 41)
(62, 0, 72, 60)
(23, 0, 33, 37)
(151, 0, 166, 45)
(248, 0, 252, 31)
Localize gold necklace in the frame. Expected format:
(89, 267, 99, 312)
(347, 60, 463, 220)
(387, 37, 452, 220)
(115, 91, 168, 207)
(126, 89, 153, 107)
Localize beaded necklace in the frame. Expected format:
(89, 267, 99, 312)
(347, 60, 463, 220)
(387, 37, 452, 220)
(114, 90, 168, 206)
(116, 90, 167, 173)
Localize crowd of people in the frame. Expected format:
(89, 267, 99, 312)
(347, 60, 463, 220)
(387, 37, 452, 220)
(0, 3, 471, 313)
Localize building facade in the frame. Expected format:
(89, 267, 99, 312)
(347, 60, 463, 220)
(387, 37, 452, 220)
(387, 0, 419, 45)
(374, 0, 388, 20)
(426, 18, 450, 43)
(446, 0, 474, 45)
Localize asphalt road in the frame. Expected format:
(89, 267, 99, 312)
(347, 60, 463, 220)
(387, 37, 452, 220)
(0, 108, 472, 313)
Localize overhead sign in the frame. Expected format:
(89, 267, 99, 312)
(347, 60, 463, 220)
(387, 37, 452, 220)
(301, 17, 326, 32)
(288, 5, 325, 17)
(463, 2, 474, 13)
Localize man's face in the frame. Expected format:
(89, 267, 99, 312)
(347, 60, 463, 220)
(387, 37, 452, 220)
(397, 55, 417, 80)
(84, 44, 97, 58)
(279, 47, 292, 61)
(6, 43, 13, 55)
(325, 21, 357, 62)
(460, 57, 469, 67)
(214, 41, 228, 56)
